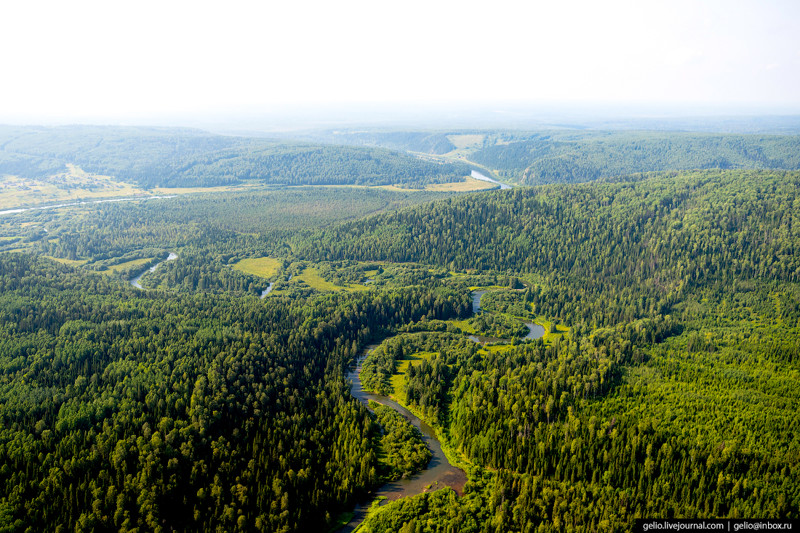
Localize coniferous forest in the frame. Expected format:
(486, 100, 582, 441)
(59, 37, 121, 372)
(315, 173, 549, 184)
(0, 127, 798, 532)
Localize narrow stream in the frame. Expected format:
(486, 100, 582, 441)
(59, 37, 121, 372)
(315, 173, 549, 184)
(339, 346, 466, 532)
(469, 290, 545, 342)
(130, 252, 178, 289)
(260, 282, 274, 299)
(472, 290, 487, 313)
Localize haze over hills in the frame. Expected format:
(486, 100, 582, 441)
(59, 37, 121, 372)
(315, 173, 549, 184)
(8, 100, 800, 135)
(282, 127, 800, 185)
(3, 120, 800, 207)
(0, 125, 471, 192)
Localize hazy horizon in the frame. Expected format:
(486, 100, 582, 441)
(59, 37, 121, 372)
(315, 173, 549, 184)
(4, 100, 800, 137)
(2, 0, 798, 129)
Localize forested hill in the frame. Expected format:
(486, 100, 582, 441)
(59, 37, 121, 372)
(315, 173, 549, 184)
(298, 169, 799, 326)
(287, 130, 457, 155)
(298, 169, 800, 529)
(468, 131, 800, 185)
(291, 128, 800, 186)
(0, 125, 469, 188)
(300, 169, 799, 285)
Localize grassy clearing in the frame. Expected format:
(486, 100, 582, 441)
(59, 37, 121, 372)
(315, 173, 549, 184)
(389, 351, 436, 401)
(450, 319, 477, 334)
(534, 316, 570, 343)
(104, 257, 153, 274)
(483, 344, 516, 354)
(296, 266, 370, 292)
(233, 257, 281, 279)
(350, 178, 494, 193)
(296, 267, 343, 291)
(370, 184, 428, 193)
(468, 285, 505, 291)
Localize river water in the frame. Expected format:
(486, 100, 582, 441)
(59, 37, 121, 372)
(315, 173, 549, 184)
(0, 195, 177, 216)
(339, 288, 540, 531)
(339, 346, 466, 532)
(472, 290, 487, 313)
(130, 252, 178, 289)
(470, 170, 511, 190)
(470, 290, 545, 342)
(260, 282, 274, 298)
(525, 323, 546, 339)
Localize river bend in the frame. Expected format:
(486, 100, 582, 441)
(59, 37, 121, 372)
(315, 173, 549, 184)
(339, 345, 466, 532)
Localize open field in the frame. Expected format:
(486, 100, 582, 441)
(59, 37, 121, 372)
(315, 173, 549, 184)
(105, 257, 153, 274)
(1, 169, 492, 214)
(310, 178, 495, 193)
(0, 172, 274, 211)
(296, 267, 340, 291)
(233, 257, 281, 279)
(450, 319, 477, 334)
(295, 266, 369, 292)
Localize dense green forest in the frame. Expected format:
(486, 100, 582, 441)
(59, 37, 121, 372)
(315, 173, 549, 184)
(0, 253, 469, 531)
(0, 187, 455, 270)
(0, 126, 469, 189)
(1, 162, 798, 531)
(370, 402, 432, 480)
(299, 169, 799, 302)
(345, 170, 800, 531)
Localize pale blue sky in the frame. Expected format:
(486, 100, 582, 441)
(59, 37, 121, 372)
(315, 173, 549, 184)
(1, 0, 798, 122)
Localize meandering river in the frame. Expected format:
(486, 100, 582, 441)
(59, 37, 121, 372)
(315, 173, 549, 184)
(337, 288, 546, 530)
(339, 346, 467, 532)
